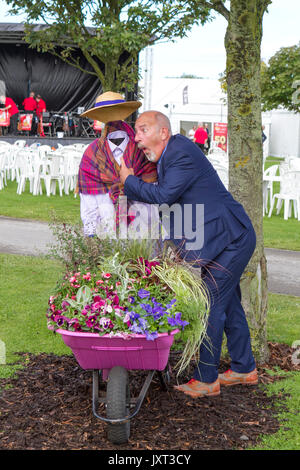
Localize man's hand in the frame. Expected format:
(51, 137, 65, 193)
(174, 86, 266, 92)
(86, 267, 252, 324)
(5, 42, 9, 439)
(119, 156, 134, 184)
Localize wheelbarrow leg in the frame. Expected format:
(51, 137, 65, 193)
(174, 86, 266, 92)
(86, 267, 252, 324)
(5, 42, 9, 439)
(92, 370, 100, 417)
(157, 364, 171, 391)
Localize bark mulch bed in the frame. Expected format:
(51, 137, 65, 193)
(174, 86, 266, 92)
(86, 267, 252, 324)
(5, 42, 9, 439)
(0, 342, 299, 451)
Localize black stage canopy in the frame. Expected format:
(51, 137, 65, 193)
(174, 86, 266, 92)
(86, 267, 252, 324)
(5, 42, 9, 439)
(0, 22, 103, 113)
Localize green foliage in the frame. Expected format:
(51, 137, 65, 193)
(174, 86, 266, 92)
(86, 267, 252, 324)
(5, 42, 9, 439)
(266, 293, 300, 346)
(47, 215, 157, 272)
(261, 43, 300, 113)
(153, 261, 210, 374)
(251, 371, 300, 450)
(6, 0, 212, 92)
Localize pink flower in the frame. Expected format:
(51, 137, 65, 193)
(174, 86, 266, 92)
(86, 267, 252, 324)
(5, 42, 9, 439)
(86, 315, 99, 329)
(83, 272, 91, 281)
(123, 312, 131, 324)
(114, 308, 123, 317)
(102, 272, 111, 279)
(92, 299, 106, 311)
(96, 280, 104, 285)
(69, 276, 76, 283)
(69, 318, 81, 331)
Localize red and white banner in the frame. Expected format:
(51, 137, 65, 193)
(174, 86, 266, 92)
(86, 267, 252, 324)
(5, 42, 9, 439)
(20, 113, 33, 131)
(0, 110, 10, 127)
(213, 122, 228, 152)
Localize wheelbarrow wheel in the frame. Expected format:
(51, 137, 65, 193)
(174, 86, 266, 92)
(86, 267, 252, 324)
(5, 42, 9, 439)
(106, 366, 131, 444)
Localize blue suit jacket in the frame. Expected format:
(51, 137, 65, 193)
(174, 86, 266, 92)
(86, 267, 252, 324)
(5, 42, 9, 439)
(124, 134, 254, 265)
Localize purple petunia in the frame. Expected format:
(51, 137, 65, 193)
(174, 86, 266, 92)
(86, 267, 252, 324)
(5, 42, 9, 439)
(145, 330, 159, 341)
(166, 299, 177, 309)
(137, 289, 150, 299)
(167, 312, 189, 330)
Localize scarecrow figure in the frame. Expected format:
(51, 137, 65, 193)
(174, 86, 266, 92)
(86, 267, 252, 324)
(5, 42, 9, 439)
(78, 91, 158, 238)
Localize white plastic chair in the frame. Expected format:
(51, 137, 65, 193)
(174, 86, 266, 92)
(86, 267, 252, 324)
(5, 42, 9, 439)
(268, 169, 300, 220)
(71, 143, 89, 152)
(263, 164, 279, 214)
(69, 155, 82, 194)
(0, 152, 7, 189)
(13, 140, 27, 148)
(56, 149, 82, 195)
(214, 164, 228, 189)
(16, 150, 36, 194)
(288, 158, 300, 171)
(43, 154, 64, 196)
(0, 143, 12, 181)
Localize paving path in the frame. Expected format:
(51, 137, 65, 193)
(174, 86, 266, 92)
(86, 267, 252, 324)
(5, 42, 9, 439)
(0, 216, 299, 297)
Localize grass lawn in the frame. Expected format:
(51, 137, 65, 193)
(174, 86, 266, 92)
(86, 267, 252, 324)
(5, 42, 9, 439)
(0, 254, 69, 378)
(263, 156, 300, 251)
(267, 293, 300, 346)
(0, 179, 80, 224)
(0, 253, 300, 449)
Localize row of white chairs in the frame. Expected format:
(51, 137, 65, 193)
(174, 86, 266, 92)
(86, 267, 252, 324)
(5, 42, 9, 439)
(207, 152, 300, 221)
(0, 140, 87, 196)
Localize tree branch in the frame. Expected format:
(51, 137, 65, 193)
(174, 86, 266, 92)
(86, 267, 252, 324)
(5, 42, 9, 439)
(207, 0, 230, 20)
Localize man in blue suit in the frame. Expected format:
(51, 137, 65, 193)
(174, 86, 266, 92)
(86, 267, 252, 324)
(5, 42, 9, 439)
(120, 110, 258, 398)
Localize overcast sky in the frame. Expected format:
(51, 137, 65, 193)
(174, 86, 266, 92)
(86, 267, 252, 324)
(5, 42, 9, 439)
(0, 0, 299, 81)
(143, 0, 300, 80)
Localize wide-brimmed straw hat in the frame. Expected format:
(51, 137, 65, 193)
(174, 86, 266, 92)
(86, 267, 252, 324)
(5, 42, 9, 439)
(80, 91, 141, 123)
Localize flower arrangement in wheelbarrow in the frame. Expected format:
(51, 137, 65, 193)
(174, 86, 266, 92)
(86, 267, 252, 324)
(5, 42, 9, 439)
(47, 246, 210, 374)
(47, 218, 211, 371)
(47, 260, 188, 340)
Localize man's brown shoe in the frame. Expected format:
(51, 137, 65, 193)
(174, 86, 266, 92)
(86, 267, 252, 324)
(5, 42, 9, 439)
(218, 368, 258, 386)
(174, 378, 220, 398)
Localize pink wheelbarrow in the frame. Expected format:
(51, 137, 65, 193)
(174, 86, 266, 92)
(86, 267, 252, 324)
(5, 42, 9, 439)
(55, 328, 179, 444)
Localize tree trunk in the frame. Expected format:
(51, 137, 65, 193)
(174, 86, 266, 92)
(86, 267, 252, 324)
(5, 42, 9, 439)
(225, 0, 269, 363)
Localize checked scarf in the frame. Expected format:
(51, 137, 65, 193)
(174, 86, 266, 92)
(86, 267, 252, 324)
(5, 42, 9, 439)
(77, 120, 157, 225)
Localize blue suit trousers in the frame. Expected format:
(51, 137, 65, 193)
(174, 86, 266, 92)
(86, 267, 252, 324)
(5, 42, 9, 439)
(193, 226, 257, 383)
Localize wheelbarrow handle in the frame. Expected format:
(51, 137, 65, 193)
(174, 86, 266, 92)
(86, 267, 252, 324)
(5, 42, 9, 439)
(91, 345, 144, 351)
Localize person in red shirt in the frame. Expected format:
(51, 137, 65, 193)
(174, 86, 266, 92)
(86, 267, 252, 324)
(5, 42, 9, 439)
(35, 94, 47, 137)
(35, 94, 46, 118)
(0, 94, 19, 135)
(193, 122, 208, 153)
(22, 91, 37, 112)
(22, 91, 37, 135)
